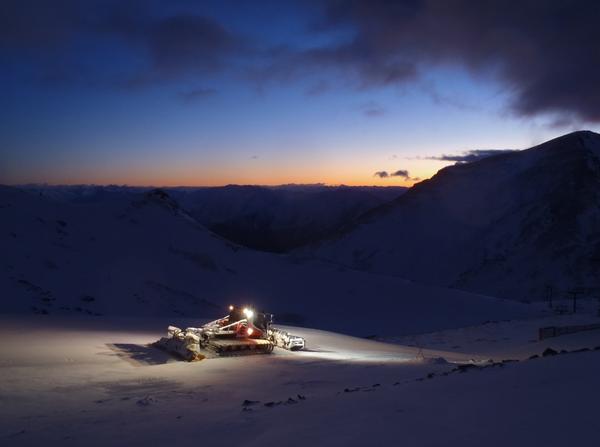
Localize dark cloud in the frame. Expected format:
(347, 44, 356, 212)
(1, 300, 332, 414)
(374, 169, 416, 180)
(390, 169, 410, 179)
(319, 0, 600, 122)
(426, 149, 520, 164)
(143, 15, 239, 79)
(107, 9, 246, 87)
(1, 0, 244, 87)
(0, 0, 82, 49)
(4, 0, 600, 123)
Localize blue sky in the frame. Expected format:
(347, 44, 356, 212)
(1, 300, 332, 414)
(1, 0, 597, 186)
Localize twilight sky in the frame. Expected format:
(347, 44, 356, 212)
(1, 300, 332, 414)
(1, 0, 599, 186)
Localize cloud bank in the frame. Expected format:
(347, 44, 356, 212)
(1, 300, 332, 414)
(374, 169, 418, 180)
(311, 0, 600, 122)
(426, 149, 520, 164)
(2, 0, 600, 123)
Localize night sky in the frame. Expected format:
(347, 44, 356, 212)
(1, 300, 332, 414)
(2, 0, 599, 186)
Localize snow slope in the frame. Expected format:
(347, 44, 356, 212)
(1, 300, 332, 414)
(315, 130, 600, 302)
(0, 185, 530, 337)
(1, 315, 599, 446)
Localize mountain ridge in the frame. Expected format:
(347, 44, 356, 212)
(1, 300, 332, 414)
(314, 130, 600, 301)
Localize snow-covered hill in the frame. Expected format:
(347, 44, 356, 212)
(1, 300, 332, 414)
(1, 185, 528, 337)
(173, 184, 406, 252)
(315, 131, 600, 302)
(23, 184, 406, 253)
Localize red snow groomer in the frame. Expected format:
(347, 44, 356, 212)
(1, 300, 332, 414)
(200, 305, 275, 354)
(154, 305, 305, 360)
(217, 305, 271, 339)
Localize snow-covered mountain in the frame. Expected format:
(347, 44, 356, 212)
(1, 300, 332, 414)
(22, 184, 405, 253)
(315, 131, 600, 302)
(173, 184, 406, 252)
(0, 185, 528, 336)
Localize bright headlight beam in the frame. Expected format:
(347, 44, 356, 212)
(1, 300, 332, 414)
(243, 308, 254, 319)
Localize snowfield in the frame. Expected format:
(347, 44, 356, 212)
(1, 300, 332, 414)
(1, 314, 600, 446)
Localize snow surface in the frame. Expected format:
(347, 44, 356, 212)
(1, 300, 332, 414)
(1, 314, 600, 446)
(381, 306, 600, 360)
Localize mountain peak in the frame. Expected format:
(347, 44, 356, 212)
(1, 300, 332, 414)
(529, 129, 600, 161)
(562, 129, 598, 137)
(141, 188, 181, 214)
(538, 129, 600, 148)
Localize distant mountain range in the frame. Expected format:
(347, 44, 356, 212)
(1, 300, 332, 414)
(171, 184, 406, 252)
(22, 184, 407, 253)
(314, 131, 600, 302)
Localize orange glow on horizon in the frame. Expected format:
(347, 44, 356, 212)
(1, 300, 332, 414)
(8, 171, 434, 188)
(4, 156, 452, 188)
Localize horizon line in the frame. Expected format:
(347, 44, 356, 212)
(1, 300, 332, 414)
(3, 182, 414, 189)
